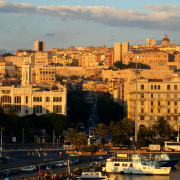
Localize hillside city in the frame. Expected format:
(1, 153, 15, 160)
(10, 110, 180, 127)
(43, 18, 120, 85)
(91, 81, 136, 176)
(0, 35, 180, 145)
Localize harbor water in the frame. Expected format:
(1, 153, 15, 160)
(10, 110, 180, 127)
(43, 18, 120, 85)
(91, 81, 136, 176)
(117, 164, 180, 180)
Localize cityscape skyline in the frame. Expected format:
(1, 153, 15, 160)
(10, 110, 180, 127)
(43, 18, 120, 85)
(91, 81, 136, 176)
(1, 0, 180, 54)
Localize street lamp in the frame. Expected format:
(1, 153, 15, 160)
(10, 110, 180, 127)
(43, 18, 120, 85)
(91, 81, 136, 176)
(59, 152, 62, 159)
(43, 152, 47, 163)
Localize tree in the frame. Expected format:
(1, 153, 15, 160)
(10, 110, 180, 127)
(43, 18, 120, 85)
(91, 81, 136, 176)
(118, 117, 133, 134)
(93, 123, 108, 143)
(2, 53, 15, 57)
(89, 144, 99, 164)
(67, 128, 77, 151)
(105, 78, 109, 82)
(111, 129, 126, 146)
(109, 121, 118, 141)
(70, 75, 78, 80)
(138, 126, 148, 140)
(97, 93, 124, 123)
(164, 124, 175, 140)
(98, 77, 103, 81)
(56, 75, 65, 84)
(74, 132, 87, 152)
(40, 113, 68, 137)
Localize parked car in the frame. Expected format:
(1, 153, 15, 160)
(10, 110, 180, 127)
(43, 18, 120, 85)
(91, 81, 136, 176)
(0, 170, 10, 177)
(14, 168, 22, 174)
(9, 169, 18, 175)
(21, 166, 34, 172)
(54, 162, 65, 167)
(38, 170, 50, 176)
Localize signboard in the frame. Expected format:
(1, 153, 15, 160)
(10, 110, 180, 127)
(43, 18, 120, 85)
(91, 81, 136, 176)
(12, 137, 16, 142)
(117, 154, 127, 157)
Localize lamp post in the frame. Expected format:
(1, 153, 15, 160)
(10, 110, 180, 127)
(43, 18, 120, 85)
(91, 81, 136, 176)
(59, 152, 62, 159)
(43, 152, 47, 163)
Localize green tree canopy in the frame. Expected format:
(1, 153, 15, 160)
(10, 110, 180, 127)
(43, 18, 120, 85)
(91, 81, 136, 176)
(94, 123, 109, 142)
(113, 61, 147, 69)
(2, 53, 15, 57)
(97, 93, 124, 123)
(74, 132, 87, 152)
(40, 113, 68, 136)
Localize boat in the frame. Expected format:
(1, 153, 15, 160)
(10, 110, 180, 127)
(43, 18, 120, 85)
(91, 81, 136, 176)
(154, 153, 179, 167)
(123, 154, 171, 175)
(102, 153, 171, 175)
(80, 169, 117, 180)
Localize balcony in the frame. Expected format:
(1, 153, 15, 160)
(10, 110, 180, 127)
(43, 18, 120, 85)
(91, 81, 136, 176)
(166, 113, 172, 116)
(173, 113, 179, 116)
(139, 113, 146, 116)
(150, 105, 155, 108)
(172, 98, 179, 101)
(166, 98, 172, 101)
(158, 105, 162, 108)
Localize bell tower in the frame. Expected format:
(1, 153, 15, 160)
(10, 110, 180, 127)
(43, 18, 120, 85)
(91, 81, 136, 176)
(22, 62, 32, 86)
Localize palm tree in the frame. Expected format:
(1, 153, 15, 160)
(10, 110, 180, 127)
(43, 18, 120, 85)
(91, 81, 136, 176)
(156, 116, 168, 138)
(118, 117, 133, 134)
(109, 121, 118, 141)
(111, 129, 125, 146)
(164, 124, 175, 140)
(93, 123, 109, 144)
(67, 128, 77, 151)
(138, 126, 148, 140)
(151, 123, 158, 139)
(74, 132, 87, 152)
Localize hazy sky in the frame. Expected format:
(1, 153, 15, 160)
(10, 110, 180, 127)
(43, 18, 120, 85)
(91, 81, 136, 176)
(1, 0, 180, 54)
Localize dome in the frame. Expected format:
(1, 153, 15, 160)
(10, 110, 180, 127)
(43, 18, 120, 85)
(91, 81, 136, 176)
(163, 35, 170, 42)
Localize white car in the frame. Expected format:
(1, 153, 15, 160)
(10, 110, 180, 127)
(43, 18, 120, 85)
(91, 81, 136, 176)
(21, 166, 34, 172)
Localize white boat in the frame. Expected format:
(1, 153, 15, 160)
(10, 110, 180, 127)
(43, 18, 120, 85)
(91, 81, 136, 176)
(80, 169, 117, 180)
(102, 153, 171, 175)
(123, 154, 171, 175)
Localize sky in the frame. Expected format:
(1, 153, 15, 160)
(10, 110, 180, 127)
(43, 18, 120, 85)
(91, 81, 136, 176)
(1, 0, 180, 54)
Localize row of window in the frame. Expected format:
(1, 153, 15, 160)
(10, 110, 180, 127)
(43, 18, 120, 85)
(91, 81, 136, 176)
(141, 84, 178, 90)
(140, 93, 179, 98)
(141, 108, 178, 114)
(141, 101, 178, 106)
(140, 116, 178, 121)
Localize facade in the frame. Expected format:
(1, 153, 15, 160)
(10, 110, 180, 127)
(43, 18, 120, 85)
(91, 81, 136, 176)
(0, 63, 67, 116)
(105, 53, 114, 66)
(114, 42, 129, 62)
(33, 65, 56, 85)
(162, 35, 170, 46)
(0, 77, 21, 86)
(0, 61, 17, 77)
(116, 77, 180, 129)
(5, 56, 22, 67)
(146, 39, 156, 47)
(34, 39, 45, 51)
(35, 52, 53, 66)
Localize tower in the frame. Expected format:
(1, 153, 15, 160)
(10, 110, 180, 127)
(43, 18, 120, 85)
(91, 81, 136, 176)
(22, 62, 32, 86)
(34, 39, 45, 51)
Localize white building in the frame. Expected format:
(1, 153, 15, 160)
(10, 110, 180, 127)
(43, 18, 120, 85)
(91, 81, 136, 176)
(0, 63, 67, 116)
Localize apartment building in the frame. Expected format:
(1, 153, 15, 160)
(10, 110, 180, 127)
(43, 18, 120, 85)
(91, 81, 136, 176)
(34, 39, 45, 51)
(0, 61, 16, 77)
(35, 52, 53, 66)
(5, 56, 22, 68)
(115, 77, 180, 129)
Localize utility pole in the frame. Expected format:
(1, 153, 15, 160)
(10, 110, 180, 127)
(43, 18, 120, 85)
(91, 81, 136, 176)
(1, 130, 2, 151)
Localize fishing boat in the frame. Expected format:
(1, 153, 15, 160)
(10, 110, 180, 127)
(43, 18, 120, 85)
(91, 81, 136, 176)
(102, 153, 171, 175)
(154, 153, 179, 167)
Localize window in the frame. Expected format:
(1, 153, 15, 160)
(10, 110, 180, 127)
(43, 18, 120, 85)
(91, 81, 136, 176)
(158, 85, 160, 90)
(158, 101, 160, 106)
(141, 94, 144, 98)
(174, 85, 178, 90)
(168, 101, 170, 106)
(151, 94, 153, 98)
(141, 101, 144, 105)
(53, 97, 62, 102)
(141, 84, 144, 90)
(167, 85, 170, 90)
(174, 94, 177, 98)
(151, 85, 153, 90)
(33, 105, 42, 114)
(167, 116, 171, 120)
(140, 116, 144, 120)
(143, 167, 146, 169)
(26, 110, 28, 114)
(150, 116, 154, 120)
(158, 109, 160, 113)
(154, 85, 157, 90)
(26, 96, 28, 104)
(175, 101, 177, 106)
(151, 101, 153, 106)
(53, 105, 62, 113)
(151, 109, 153, 113)
(158, 94, 161, 98)
(14, 96, 21, 103)
(46, 97, 50, 102)
(168, 109, 170, 113)
(122, 164, 127, 167)
(174, 116, 178, 120)
(141, 109, 144, 113)
(174, 109, 177, 113)
(114, 163, 120, 166)
(167, 94, 170, 98)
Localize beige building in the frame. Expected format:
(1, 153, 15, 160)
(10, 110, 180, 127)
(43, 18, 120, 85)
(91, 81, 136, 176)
(114, 76, 180, 130)
(114, 42, 129, 62)
(146, 39, 156, 47)
(0, 61, 17, 77)
(5, 56, 22, 67)
(0, 62, 66, 116)
(35, 52, 53, 66)
(32, 65, 56, 85)
(34, 39, 45, 51)
(82, 54, 97, 67)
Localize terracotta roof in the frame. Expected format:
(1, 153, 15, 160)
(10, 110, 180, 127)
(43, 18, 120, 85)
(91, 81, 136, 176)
(148, 79, 163, 82)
